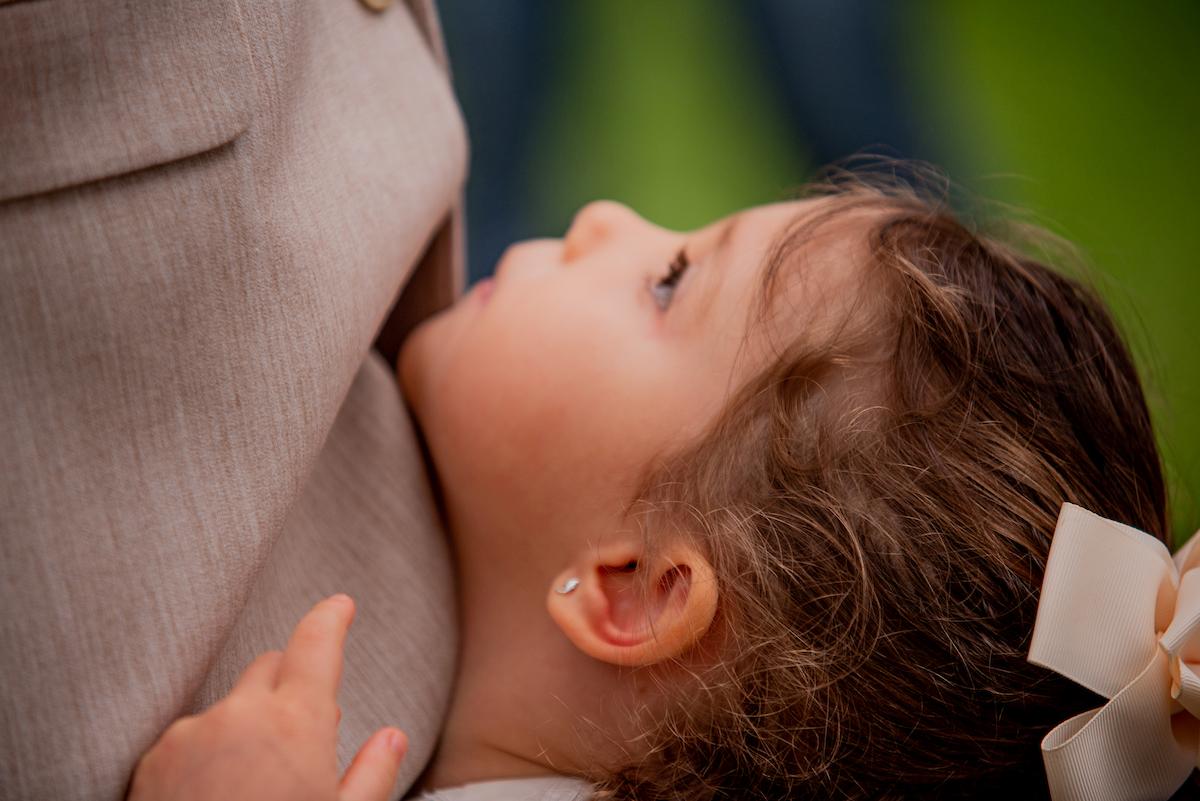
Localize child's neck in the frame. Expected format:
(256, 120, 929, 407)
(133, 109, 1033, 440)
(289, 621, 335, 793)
(417, 515, 642, 792)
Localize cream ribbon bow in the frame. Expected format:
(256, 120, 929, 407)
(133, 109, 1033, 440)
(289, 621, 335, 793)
(1029, 502, 1200, 801)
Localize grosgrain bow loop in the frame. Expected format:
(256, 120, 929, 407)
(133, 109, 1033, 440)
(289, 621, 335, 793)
(1028, 502, 1200, 801)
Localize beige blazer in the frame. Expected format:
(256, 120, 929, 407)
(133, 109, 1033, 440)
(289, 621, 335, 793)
(0, 2, 467, 800)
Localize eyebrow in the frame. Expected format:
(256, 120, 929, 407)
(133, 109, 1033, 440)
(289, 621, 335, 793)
(714, 213, 742, 261)
(689, 212, 743, 321)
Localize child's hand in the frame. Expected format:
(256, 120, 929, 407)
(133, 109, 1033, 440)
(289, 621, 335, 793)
(128, 594, 407, 801)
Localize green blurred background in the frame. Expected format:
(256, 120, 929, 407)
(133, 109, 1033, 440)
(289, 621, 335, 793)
(442, 0, 1199, 542)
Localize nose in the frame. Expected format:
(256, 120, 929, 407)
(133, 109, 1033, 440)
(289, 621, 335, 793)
(561, 200, 651, 261)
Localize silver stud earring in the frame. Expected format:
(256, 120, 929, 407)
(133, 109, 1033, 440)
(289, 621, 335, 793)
(555, 577, 580, 595)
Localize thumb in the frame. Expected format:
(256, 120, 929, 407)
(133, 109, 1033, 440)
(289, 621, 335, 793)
(339, 727, 408, 801)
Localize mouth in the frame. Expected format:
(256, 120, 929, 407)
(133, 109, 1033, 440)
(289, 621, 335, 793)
(472, 276, 495, 305)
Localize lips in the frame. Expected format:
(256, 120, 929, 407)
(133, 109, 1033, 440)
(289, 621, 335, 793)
(473, 276, 494, 304)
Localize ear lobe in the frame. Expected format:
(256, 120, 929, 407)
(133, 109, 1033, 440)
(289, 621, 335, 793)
(547, 539, 718, 667)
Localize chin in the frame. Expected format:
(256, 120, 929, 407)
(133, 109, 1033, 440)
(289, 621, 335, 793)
(396, 315, 438, 423)
(396, 307, 474, 445)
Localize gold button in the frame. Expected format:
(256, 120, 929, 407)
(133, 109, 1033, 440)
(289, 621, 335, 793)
(360, 0, 393, 11)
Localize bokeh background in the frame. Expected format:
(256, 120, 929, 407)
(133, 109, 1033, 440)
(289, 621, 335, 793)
(439, 0, 1199, 542)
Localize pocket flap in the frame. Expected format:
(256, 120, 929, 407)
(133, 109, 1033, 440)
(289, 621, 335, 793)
(0, 0, 255, 202)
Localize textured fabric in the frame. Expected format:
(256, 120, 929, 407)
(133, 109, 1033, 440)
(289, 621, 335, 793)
(0, 1, 467, 799)
(0, 1, 255, 200)
(410, 776, 594, 801)
(1027, 503, 1200, 801)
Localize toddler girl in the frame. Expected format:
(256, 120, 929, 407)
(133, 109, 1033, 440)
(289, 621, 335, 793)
(129, 166, 1186, 801)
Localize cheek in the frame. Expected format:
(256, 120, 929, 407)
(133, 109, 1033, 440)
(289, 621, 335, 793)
(423, 300, 672, 509)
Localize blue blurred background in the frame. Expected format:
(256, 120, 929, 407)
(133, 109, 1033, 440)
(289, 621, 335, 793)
(439, 0, 1199, 542)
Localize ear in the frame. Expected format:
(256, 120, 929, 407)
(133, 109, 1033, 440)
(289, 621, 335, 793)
(546, 537, 718, 667)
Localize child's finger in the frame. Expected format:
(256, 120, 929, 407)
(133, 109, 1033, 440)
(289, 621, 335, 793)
(230, 650, 283, 694)
(277, 594, 355, 704)
(338, 727, 407, 801)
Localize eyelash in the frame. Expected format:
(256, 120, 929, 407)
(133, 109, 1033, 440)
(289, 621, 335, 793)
(651, 248, 691, 310)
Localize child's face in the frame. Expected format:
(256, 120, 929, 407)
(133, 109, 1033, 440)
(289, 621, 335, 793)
(399, 198, 860, 566)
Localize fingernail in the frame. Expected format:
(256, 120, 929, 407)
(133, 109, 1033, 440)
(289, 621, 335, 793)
(386, 729, 405, 756)
(329, 593, 353, 607)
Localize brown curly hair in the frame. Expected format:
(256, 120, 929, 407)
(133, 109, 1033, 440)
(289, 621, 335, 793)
(590, 165, 1174, 800)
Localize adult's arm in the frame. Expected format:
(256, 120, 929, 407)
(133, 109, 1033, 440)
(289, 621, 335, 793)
(0, 1, 466, 799)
